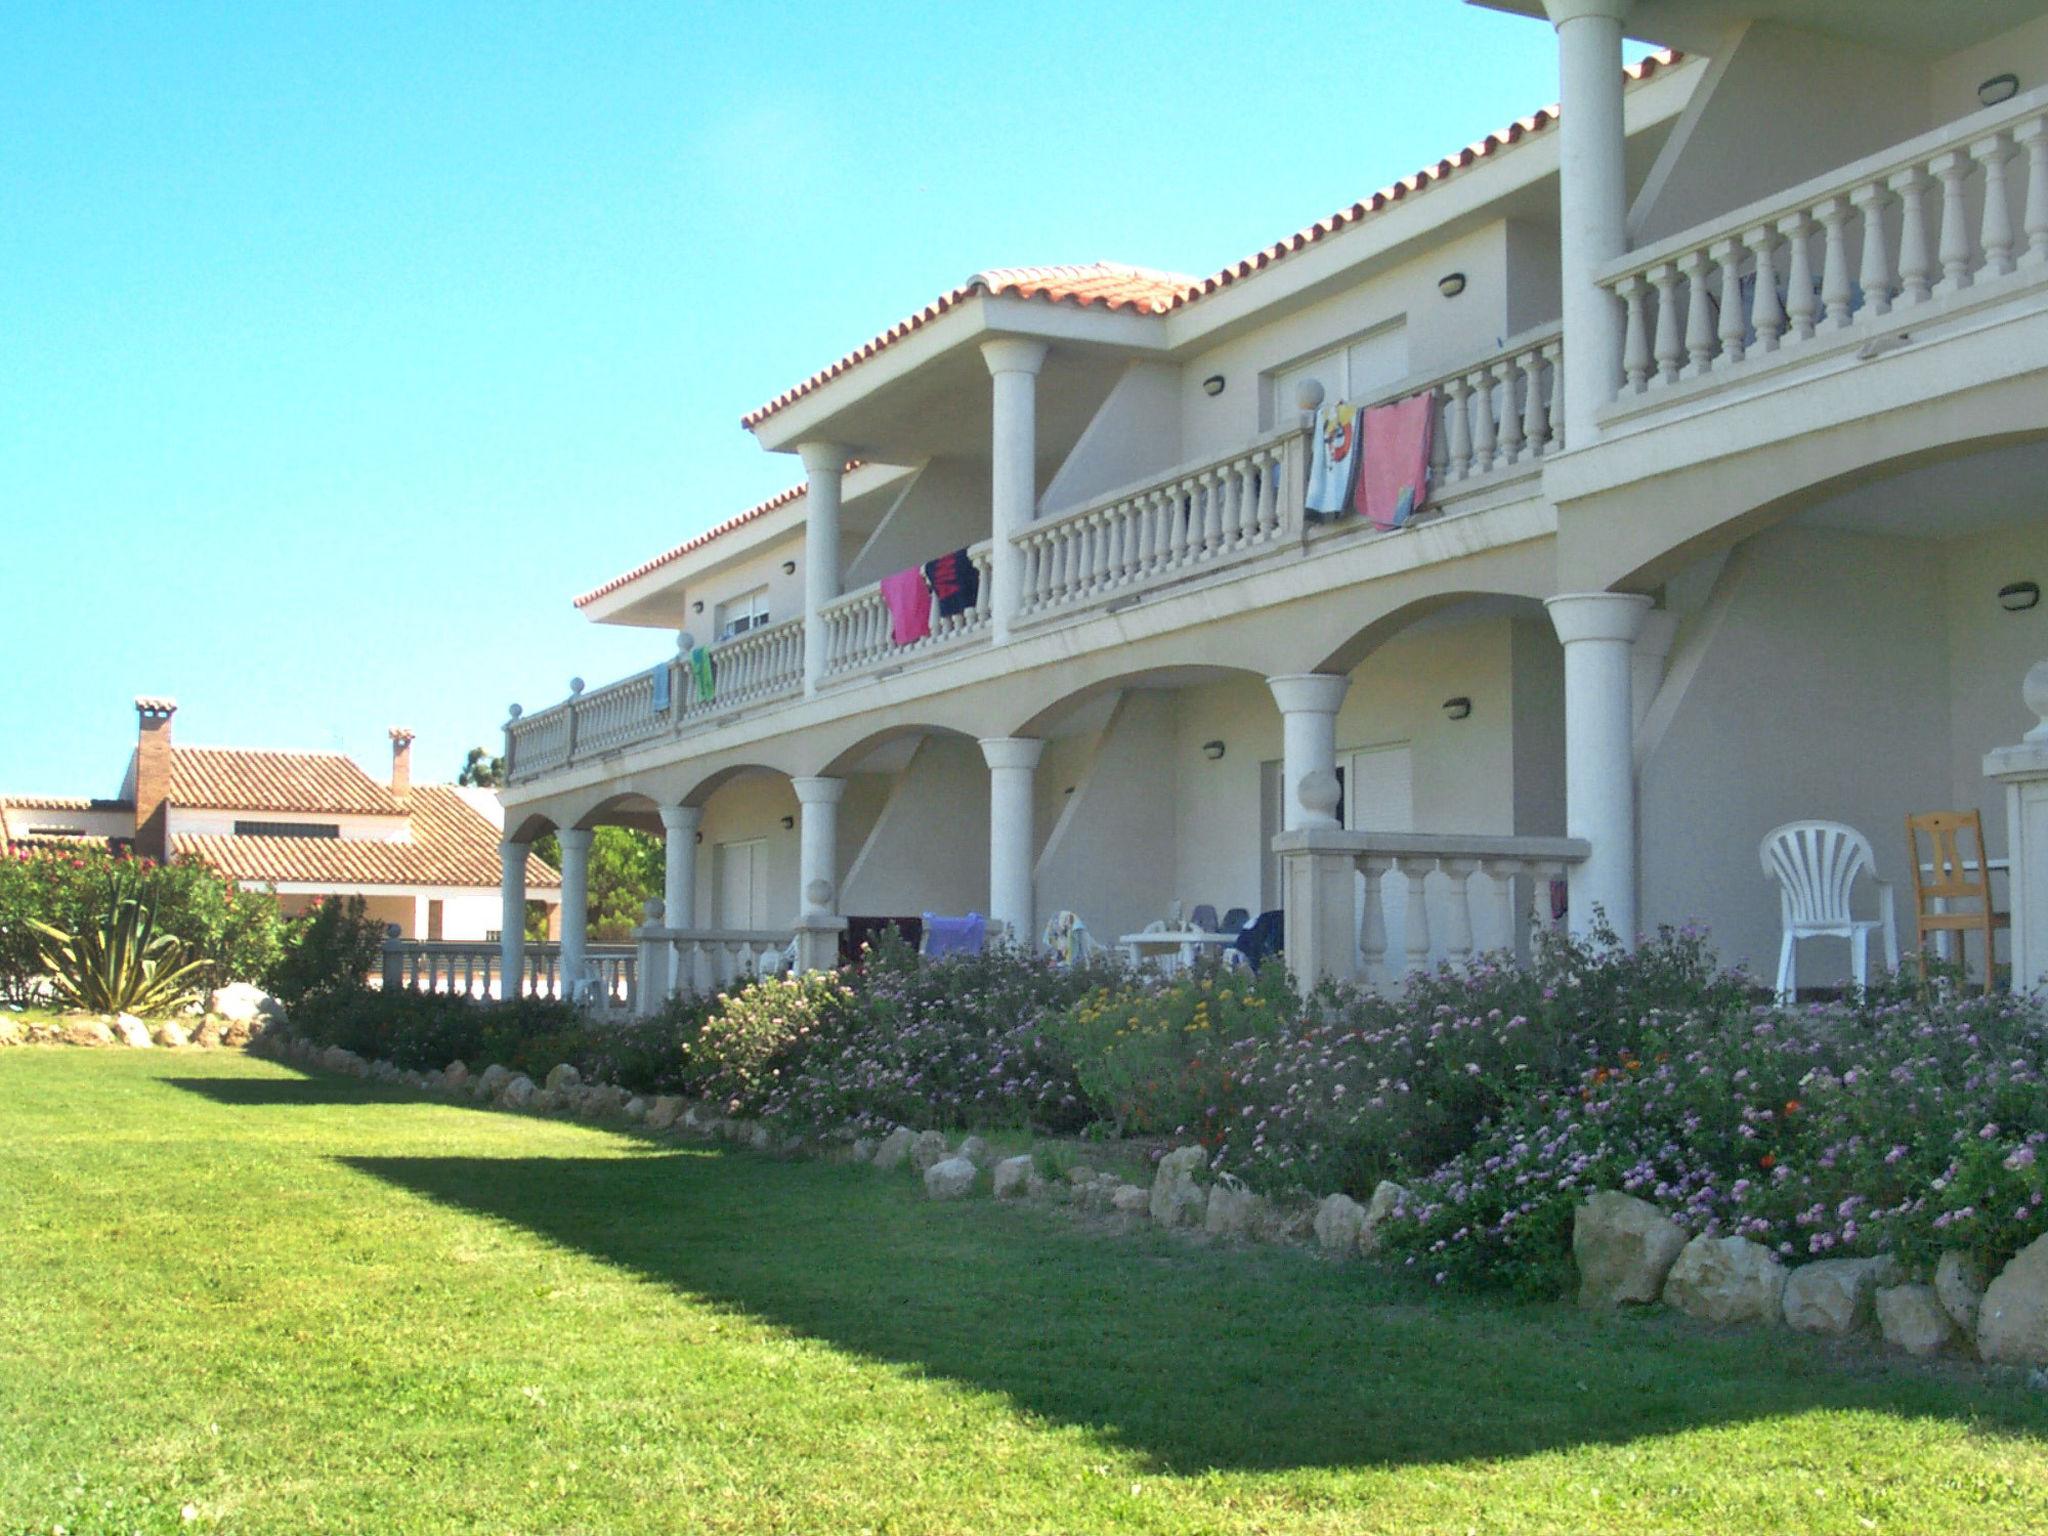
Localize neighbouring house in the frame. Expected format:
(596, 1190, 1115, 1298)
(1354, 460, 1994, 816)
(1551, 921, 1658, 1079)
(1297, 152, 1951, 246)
(1, 698, 561, 941)
(487, 1, 2048, 1009)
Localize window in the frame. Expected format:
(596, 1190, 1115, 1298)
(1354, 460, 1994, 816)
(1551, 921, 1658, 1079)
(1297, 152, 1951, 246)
(233, 821, 341, 838)
(1265, 321, 1410, 429)
(715, 587, 770, 642)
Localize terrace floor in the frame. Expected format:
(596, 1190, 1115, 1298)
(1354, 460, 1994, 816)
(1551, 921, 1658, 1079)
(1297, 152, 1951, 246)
(4, 1049, 2047, 1534)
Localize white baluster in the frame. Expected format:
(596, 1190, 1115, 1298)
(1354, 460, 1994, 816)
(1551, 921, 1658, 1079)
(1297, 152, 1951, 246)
(1814, 198, 1852, 330)
(1360, 857, 1392, 989)
(1442, 859, 1478, 965)
(1491, 861, 1523, 962)
(1540, 341, 1564, 451)
(1891, 166, 1934, 305)
(1495, 357, 1524, 465)
(1712, 238, 1747, 364)
(1467, 366, 1497, 471)
(1850, 181, 1894, 317)
(1429, 391, 1453, 482)
(1443, 375, 1472, 480)
(1679, 249, 1715, 376)
(1401, 858, 1433, 978)
(1975, 131, 2017, 279)
(1744, 224, 1783, 353)
(1780, 211, 1816, 342)
(1199, 470, 1223, 555)
(2018, 115, 2048, 267)
(1519, 355, 1548, 457)
(1929, 150, 1974, 296)
(1649, 262, 1683, 383)
(1619, 275, 1651, 394)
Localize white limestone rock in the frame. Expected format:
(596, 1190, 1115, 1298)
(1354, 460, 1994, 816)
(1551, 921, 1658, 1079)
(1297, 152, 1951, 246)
(112, 1014, 154, 1049)
(924, 1157, 978, 1200)
(1978, 1233, 2048, 1366)
(152, 1021, 192, 1049)
(849, 1137, 877, 1163)
(1782, 1255, 1897, 1336)
(956, 1135, 992, 1167)
(1111, 1184, 1151, 1218)
(501, 1075, 537, 1109)
(992, 1155, 1035, 1200)
(1358, 1179, 1409, 1256)
(1575, 1192, 1689, 1308)
(909, 1131, 950, 1173)
(1661, 1235, 1788, 1326)
(1877, 1284, 1958, 1357)
(321, 1045, 364, 1075)
(1150, 1146, 1208, 1228)
(443, 1061, 470, 1089)
(1204, 1179, 1268, 1239)
(543, 1062, 581, 1093)
(645, 1096, 682, 1130)
(623, 1096, 649, 1122)
(1313, 1193, 1366, 1256)
(1936, 1251, 1987, 1335)
(477, 1064, 513, 1099)
(872, 1127, 915, 1171)
(209, 982, 284, 1025)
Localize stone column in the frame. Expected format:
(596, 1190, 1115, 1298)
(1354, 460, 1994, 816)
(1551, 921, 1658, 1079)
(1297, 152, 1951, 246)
(1984, 659, 2048, 992)
(497, 839, 527, 999)
(556, 826, 593, 997)
(791, 777, 849, 972)
(1546, 592, 1652, 945)
(798, 442, 847, 694)
(658, 804, 701, 928)
(1546, 0, 1633, 443)
(1267, 674, 1351, 830)
(980, 338, 1049, 644)
(980, 737, 1045, 946)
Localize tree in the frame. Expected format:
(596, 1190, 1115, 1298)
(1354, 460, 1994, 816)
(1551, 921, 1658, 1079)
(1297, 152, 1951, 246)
(529, 827, 662, 942)
(456, 747, 505, 788)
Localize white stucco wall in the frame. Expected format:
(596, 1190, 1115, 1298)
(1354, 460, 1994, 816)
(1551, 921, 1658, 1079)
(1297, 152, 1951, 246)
(1036, 690, 1181, 942)
(691, 770, 801, 930)
(844, 460, 989, 589)
(168, 808, 410, 841)
(1038, 361, 1184, 518)
(841, 736, 990, 919)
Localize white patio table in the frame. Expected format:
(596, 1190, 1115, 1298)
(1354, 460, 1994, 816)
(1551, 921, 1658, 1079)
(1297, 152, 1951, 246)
(1118, 929, 1238, 972)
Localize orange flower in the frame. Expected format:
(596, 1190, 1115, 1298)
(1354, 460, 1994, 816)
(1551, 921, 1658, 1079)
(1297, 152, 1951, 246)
(1784, 1099, 1801, 1115)
(1760, 1153, 1777, 1169)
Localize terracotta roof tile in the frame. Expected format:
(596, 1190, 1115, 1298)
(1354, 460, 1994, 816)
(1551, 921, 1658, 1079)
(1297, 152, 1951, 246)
(167, 746, 399, 815)
(172, 786, 561, 890)
(739, 52, 1679, 431)
(0, 794, 130, 812)
(572, 459, 862, 611)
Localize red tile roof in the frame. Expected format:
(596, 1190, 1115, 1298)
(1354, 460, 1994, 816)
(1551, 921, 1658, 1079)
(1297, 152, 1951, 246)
(739, 52, 1679, 431)
(166, 746, 401, 815)
(0, 794, 129, 812)
(572, 458, 862, 611)
(173, 786, 561, 890)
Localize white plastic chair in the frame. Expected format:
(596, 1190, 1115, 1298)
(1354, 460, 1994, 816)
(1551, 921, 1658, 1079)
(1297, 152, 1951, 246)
(1760, 820, 1899, 1001)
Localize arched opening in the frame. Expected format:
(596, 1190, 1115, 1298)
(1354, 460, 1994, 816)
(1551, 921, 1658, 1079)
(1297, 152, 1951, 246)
(679, 764, 800, 933)
(1626, 434, 2048, 982)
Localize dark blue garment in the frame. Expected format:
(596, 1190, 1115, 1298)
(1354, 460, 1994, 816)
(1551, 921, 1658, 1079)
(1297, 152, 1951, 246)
(1234, 909, 1284, 970)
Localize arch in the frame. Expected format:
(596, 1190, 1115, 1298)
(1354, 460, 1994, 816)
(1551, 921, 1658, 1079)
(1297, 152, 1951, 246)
(1006, 663, 1272, 740)
(680, 760, 795, 809)
(1311, 589, 1556, 676)
(504, 809, 558, 845)
(815, 721, 979, 778)
(567, 789, 663, 834)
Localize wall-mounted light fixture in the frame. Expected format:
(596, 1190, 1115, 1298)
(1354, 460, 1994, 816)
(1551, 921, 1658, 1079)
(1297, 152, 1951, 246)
(1980, 73, 2020, 107)
(780, 815, 795, 830)
(1438, 272, 1467, 299)
(782, 560, 797, 575)
(1442, 696, 1473, 721)
(2000, 580, 2041, 612)
(692, 600, 704, 614)
(1202, 739, 1226, 761)
(569, 677, 585, 696)
(1202, 374, 1226, 397)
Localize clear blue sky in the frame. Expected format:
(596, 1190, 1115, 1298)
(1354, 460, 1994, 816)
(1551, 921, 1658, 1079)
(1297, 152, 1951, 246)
(1, 0, 1572, 798)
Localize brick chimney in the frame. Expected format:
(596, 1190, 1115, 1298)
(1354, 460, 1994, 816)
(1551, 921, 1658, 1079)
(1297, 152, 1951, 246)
(133, 696, 177, 860)
(389, 727, 415, 802)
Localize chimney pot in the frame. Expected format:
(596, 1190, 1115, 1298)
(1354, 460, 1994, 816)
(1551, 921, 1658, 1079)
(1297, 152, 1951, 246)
(132, 696, 178, 860)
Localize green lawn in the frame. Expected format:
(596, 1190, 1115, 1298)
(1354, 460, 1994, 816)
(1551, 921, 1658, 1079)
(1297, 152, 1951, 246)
(4, 1052, 2047, 1535)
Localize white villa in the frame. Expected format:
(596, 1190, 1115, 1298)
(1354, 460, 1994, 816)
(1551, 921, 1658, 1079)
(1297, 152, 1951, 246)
(483, 0, 2048, 1008)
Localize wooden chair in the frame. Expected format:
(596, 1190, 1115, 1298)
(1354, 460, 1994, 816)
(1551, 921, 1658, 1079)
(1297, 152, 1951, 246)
(1905, 810, 2008, 994)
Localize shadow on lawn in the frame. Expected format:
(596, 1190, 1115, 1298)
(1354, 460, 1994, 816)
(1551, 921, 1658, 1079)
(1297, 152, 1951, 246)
(341, 1146, 2048, 1474)
(166, 1075, 435, 1109)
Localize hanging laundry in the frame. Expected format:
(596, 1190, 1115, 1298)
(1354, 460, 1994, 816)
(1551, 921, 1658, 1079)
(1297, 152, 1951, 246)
(690, 646, 716, 703)
(922, 548, 980, 619)
(1304, 401, 1361, 519)
(880, 567, 932, 645)
(1354, 391, 1435, 531)
(649, 661, 671, 712)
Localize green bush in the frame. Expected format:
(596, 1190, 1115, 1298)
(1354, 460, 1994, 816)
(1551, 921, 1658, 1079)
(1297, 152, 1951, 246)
(29, 867, 211, 1018)
(686, 970, 860, 1115)
(268, 896, 387, 1006)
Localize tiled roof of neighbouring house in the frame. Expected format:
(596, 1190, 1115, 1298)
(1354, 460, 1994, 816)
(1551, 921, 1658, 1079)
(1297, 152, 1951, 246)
(164, 746, 402, 815)
(738, 51, 1679, 431)
(173, 786, 561, 889)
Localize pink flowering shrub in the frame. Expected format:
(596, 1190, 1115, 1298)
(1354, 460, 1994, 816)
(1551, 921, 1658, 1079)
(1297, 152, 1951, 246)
(687, 969, 861, 1115)
(1206, 924, 1750, 1199)
(736, 934, 1105, 1133)
(1377, 981, 2048, 1296)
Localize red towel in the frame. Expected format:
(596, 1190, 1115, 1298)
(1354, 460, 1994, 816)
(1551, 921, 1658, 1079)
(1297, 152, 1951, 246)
(1354, 392, 1435, 531)
(880, 568, 931, 645)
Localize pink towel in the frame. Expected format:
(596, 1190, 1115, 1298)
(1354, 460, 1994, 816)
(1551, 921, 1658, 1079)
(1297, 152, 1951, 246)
(1354, 391, 1435, 531)
(880, 567, 931, 645)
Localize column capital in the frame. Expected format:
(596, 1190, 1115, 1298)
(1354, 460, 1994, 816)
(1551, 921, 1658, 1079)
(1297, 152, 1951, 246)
(658, 803, 703, 834)
(1542, 0, 1631, 25)
(498, 836, 527, 857)
(980, 337, 1049, 378)
(979, 736, 1045, 772)
(555, 825, 594, 853)
(791, 775, 847, 805)
(796, 441, 849, 477)
(1266, 673, 1351, 715)
(1546, 592, 1653, 646)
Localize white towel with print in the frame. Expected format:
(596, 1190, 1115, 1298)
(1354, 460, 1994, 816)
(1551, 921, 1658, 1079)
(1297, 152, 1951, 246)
(1305, 402, 1360, 517)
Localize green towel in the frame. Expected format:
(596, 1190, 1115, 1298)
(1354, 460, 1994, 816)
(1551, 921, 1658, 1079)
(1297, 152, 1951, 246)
(690, 646, 716, 703)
